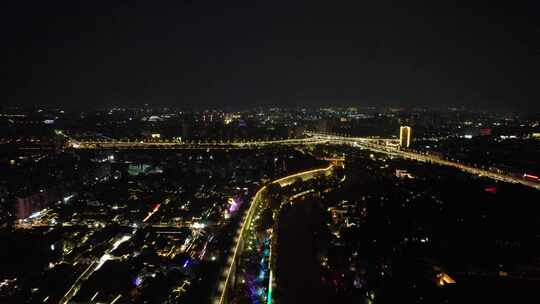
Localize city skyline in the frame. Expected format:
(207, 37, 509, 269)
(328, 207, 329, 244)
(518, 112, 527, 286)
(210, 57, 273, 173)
(1, 106, 540, 303)
(2, 1, 540, 303)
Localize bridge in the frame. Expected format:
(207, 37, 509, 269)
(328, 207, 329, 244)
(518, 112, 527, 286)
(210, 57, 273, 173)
(66, 134, 397, 150)
(299, 132, 539, 190)
(315, 135, 540, 190)
(67, 138, 329, 149)
(68, 132, 540, 190)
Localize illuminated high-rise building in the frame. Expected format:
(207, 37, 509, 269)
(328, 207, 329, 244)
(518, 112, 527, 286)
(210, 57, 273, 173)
(399, 126, 412, 148)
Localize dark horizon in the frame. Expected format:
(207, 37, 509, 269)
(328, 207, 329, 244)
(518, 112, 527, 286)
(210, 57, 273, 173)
(3, 0, 539, 111)
(1, 102, 535, 115)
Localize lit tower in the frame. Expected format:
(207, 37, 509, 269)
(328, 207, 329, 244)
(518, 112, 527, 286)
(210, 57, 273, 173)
(399, 126, 412, 148)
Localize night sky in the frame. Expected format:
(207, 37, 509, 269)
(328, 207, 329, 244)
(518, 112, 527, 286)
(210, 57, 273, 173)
(3, 0, 539, 110)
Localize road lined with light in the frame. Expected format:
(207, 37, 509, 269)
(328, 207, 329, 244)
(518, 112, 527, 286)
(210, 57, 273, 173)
(215, 165, 335, 304)
(66, 133, 537, 189)
(59, 234, 133, 304)
(307, 132, 540, 190)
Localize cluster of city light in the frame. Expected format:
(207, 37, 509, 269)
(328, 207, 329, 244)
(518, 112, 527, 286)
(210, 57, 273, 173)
(63, 194, 75, 203)
(436, 273, 456, 287)
(27, 208, 48, 220)
(32, 127, 540, 304)
(191, 222, 206, 229)
(228, 197, 240, 213)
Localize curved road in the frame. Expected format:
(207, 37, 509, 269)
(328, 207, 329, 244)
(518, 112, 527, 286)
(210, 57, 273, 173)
(215, 165, 335, 304)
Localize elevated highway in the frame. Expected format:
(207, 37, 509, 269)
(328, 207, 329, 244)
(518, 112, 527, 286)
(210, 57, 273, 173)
(68, 138, 330, 149)
(68, 132, 540, 190)
(67, 134, 396, 150)
(307, 132, 540, 190)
